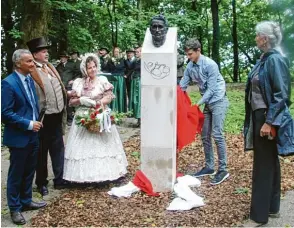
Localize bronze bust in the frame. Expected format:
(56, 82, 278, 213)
(150, 15, 169, 48)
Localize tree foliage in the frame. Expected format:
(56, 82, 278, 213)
(1, 0, 293, 81)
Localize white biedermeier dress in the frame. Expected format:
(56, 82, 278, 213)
(63, 76, 128, 182)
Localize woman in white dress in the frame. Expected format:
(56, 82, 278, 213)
(63, 53, 128, 182)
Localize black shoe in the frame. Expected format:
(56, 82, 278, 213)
(210, 170, 230, 185)
(22, 201, 47, 212)
(269, 212, 280, 218)
(54, 180, 70, 189)
(193, 167, 215, 177)
(38, 185, 49, 196)
(10, 211, 26, 225)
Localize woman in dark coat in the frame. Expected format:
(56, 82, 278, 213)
(243, 21, 294, 227)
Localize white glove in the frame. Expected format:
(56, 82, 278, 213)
(79, 97, 96, 107)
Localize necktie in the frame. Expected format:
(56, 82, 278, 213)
(25, 77, 39, 120)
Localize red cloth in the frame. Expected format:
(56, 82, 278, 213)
(132, 170, 160, 196)
(176, 172, 184, 178)
(177, 86, 204, 152)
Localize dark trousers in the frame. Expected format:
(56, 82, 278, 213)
(67, 100, 74, 123)
(7, 137, 39, 212)
(35, 112, 65, 187)
(126, 77, 131, 101)
(66, 88, 74, 123)
(250, 109, 281, 223)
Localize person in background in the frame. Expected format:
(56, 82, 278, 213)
(70, 49, 82, 79)
(180, 38, 230, 185)
(111, 47, 127, 112)
(56, 51, 76, 125)
(98, 47, 114, 73)
(177, 52, 185, 85)
(2, 49, 47, 225)
(129, 46, 142, 127)
(124, 48, 136, 102)
(243, 21, 293, 227)
(26, 37, 69, 196)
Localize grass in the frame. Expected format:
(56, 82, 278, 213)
(189, 85, 294, 134)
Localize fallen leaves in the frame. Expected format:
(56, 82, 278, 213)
(30, 134, 294, 227)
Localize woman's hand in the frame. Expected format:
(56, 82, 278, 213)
(67, 90, 78, 98)
(260, 123, 272, 137)
(69, 98, 80, 107)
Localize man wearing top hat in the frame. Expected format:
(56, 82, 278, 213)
(98, 47, 114, 73)
(124, 48, 136, 101)
(56, 51, 76, 125)
(26, 37, 68, 196)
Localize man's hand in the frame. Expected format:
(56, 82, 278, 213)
(260, 123, 271, 137)
(32, 121, 43, 132)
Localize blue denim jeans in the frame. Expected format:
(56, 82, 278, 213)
(201, 96, 229, 172)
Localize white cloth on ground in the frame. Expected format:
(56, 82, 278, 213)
(166, 180, 204, 211)
(107, 182, 140, 198)
(176, 175, 201, 187)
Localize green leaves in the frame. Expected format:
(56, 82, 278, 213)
(233, 187, 249, 194)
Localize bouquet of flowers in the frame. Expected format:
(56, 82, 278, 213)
(75, 104, 131, 133)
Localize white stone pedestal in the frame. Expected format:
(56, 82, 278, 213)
(140, 27, 177, 192)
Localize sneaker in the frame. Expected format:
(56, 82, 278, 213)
(193, 167, 215, 177)
(210, 170, 229, 185)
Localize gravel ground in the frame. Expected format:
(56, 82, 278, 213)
(1, 116, 293, 227)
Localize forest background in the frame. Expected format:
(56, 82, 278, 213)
(1, 0, 294, 82)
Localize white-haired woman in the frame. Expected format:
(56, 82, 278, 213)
(63, 53, 128, 183)
(243, 21, 293, 226)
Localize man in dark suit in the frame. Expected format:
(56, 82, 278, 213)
(124, 49, 135, 101)
(1, 49, 47, 225)
(56, 51, 76, 125)
(69, 49, 82, 79)
(98, 47, 114, 73)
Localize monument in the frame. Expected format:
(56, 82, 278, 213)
(141, 15, 177, 192)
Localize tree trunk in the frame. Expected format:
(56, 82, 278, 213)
(205, 5, 211, 57)
(19, 0, 51, 47)
(1, 0, 15, 74)
(113, 0, 118, 47)
(107, 0, 115, 47)
(135, 0, 142, 44)
(211, 0, 220, 68)
(232, 0, 239, 82)
(58, 9, 68, 55)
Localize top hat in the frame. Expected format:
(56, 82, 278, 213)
(59, 51, 69, 58)
(26, 37, 51, 53)
(98, 47, 110, 53)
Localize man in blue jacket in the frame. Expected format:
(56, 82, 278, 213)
(1, 49, 47, 225)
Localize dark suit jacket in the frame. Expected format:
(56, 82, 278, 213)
(124, 58, 135, 78)
(56, 61, 76, 88)
(1, 72, 39, 148)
